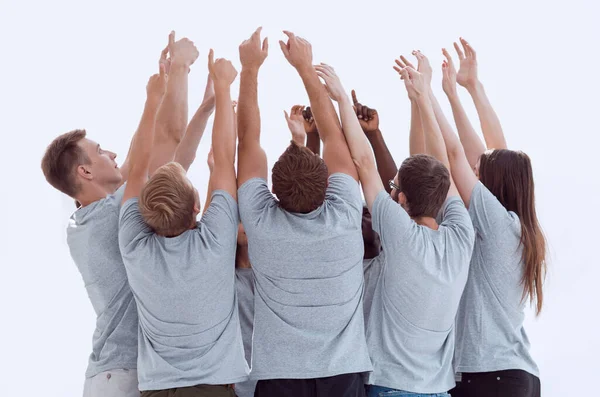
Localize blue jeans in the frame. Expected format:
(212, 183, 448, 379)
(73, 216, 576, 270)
(366, 384, 450, 397)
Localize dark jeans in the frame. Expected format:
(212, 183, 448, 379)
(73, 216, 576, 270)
(254, 373, 366, 397)
(449, 370, 540, 397)
(141, 384, 235, 397)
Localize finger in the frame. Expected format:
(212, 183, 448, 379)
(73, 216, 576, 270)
(460, 37, 471, 57)
(463, 38, 476, 60)
(160, 44, 169, 61)
(405, 66, 418, 78)
(168, 31, 175, 48)
(283, 30, 295, 39)
(284, 110, 290, 122)
(253, 26, 263, 40)
(361, 105, 369, 121)
(393, 65, 402, 75)
(395, 58, 407, 69)
(351, 90, 359, 105)
(262, 37, 269, 53)
(279, 40, 290, 58)
(159, 63, 166, 78)
(314, 65, 333, 78)
(400, 55, 414, 69)
(442, 48, 455, 68)
(399, 67, 410, 80)
(368, 109, 377, 120)
(356, 103, 363, 119)
(316, 71, 328, 82)
(208, 49, 214, 69)
(320, 62, 335, 74)
(454, 42, 465, 60)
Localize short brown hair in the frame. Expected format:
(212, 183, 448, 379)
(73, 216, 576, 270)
(398, 154, 450, 218)
(139, 162, 197, 237)
(41, 129, 89, 198)
(272, 141, 328, 213)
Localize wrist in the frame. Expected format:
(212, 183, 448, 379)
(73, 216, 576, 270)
(467, 81, 484, 95)
(365, 128, 381, 140)
(241, 66, 260, 76)
(146, 96, 162, 109)
(296, 63, 314, 77)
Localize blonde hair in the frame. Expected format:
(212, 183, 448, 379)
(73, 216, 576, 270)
(140, 162, 197, 237)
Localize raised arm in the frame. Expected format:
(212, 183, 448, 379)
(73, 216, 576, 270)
(441, 47, 485, 168)
(237, 27, 269, 187)
(174, 76, 215, 171)
(315, 64, 384, 210)
(351, 90, 397, 193)
(147, 32, 199, 174)
(285, 105, 308, 147)
(395, 63, 459, 198)
(207, 50, 238, 199)
(280, 31, 358, 180)
(121, 69, 167, 204)
(455, 38, 507, 150)
(302, 106, 321, 155)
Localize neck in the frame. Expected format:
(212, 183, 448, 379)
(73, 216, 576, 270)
(76, 181, 120, 207)
(235, 244, 251, 269)
(413, 216, 439, 230)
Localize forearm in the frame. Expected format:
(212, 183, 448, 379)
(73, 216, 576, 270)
(367, 129, 398, 194)
(212, 87, 235, 168)
(202, 175, 213, 215)
(409, 99, 426, 155)
(338, 96, 375, 169)
(174, 104, 214, 171)
(306, 132, 321, 155)
(237, 69, 260, 143)
(298, 67, 342, 143)
(468, 82, 507, 149)
(446, 91, 485, 168)
(155, 65, 189, 141)
(416, 95, 451, 169)
(128, 99, 161, 175)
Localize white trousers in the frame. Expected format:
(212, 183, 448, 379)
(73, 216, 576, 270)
(83, 369, 139, 397)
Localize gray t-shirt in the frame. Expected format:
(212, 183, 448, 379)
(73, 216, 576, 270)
(67, 183, 138, 378)
(235, 268, 258, 397)
(367, 191, 475, 393)
(454, 182, 539, 376)
(238, 173, 373, 380)
(362, 252, 385, 327)
(118, 191, 249, 391)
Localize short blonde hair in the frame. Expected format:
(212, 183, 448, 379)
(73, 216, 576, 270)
(139, 162, 197, 237)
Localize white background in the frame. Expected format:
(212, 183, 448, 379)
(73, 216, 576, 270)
(0, 0, 598, 395)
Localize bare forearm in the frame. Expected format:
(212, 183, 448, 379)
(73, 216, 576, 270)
(212, 87, 235, 168)
(468, 82, 507, 149)
(129, 99, 161, 174)
(367, 129, 398, 194)
(174, 104, 214, 171)
(446, 92, 485, 168)
(298, 68, 342, 143)
(416, 95, 451, 169)
(409, 100, 426, 156)
(202, 175, 213, 215)
(306, 132, 321, 155)
(156, 65, 189, 141)
(237, 69, 260, 143)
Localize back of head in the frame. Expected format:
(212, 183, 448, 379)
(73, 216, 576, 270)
(479, 149, 546, 314)
(41, 129, 89, 198)
(139, 162, 197, 237)
(272, 141, 328, 213)
(398, 154, 450, 218)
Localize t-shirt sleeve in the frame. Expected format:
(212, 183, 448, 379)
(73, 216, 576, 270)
(468, 182, 515, 237)
(440, 196, 476, 252)
(238, 178, 276, 235)
(118, 198, 152, 253)
(371, 190, 414, 254)
(325, 173, 363, 213)
(201, 190, 240, 245)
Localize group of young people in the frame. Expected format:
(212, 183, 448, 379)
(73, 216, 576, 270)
(42, 27, 546, 397)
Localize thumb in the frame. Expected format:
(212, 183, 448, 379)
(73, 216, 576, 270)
(262, 37, 269, 53)
(208, 49, 214, 70)
(284, 110, 290, 122)
(168, 31, 175, 48)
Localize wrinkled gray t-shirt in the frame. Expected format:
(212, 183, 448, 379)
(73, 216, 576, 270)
(235, 268, 258, 397)
(118, 191, 249, 391)
(67, 183, 138, 378)
(454, 182, 539, 377)
(238, 173, 373, 380)
(367, 192, 475, 393)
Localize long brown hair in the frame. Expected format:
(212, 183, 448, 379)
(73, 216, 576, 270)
(479, 149, 547, 315)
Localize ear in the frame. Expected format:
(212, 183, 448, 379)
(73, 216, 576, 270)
(398, 191, 408, 207)
(77, 164, 93, 181)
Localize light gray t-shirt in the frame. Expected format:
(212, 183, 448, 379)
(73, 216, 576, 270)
(235, 268, 258, 397)
(367, 191, 475, 393)
(362, 252, 385, 327)
(454, 182, 539, 377)
(118, 191, 249, 391)
(67, 183, 138, 378)
(238, 173, 373, 380)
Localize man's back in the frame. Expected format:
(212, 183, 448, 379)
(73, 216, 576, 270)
(118, 190, 249, 391)
(67, 183, 138, 378)
(238, 173, 373, 380)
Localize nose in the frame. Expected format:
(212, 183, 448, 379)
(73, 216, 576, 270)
(109, 151, 117, 160)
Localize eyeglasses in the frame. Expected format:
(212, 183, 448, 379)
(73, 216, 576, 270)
(388, 179, 400, 191)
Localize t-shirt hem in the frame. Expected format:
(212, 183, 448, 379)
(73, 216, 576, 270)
(249, 366, 373, 381)
(366, 380, 455, 395)
(456, 364, 539, 378)
(85, 361, 138, 378)
(139, 374, 250, 391)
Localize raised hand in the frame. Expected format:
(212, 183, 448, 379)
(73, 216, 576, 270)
(454, 37, 478, 89)
(208, 49, 238, 89)
(314, 63, 346, 102)
(284, 105, 307, 145)
(146, 64, 167, 104)
(169, 31, 200, 69)
(302, 106, 318, 135)
(240, 27, 269, 71)
(351, 90, 379, 134)
(394, 51, 432, 87)
(279, 31, 313, 72)
(395, 66, 426, 101)
(441, 48, 458, 97)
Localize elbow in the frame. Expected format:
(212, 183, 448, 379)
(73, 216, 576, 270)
(353, 152, 376, 172)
